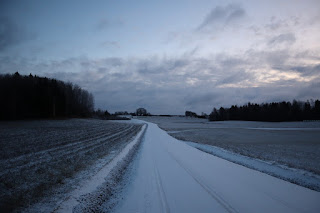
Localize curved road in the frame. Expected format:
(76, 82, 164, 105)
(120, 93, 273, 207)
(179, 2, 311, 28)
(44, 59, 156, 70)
(113, 121, 319, 213)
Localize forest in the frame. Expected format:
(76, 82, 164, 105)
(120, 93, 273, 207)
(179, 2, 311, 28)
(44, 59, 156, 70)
(0, 72, 94, 120)
(209, 100, 320, 122)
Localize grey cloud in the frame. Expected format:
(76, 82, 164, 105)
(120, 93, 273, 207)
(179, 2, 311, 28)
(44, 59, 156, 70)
(136, 59, 163, 75)
(266, 50, 291, 67)
(61, 56, 319, 113)
(265, 16, 288, 31)
(215, 54, 247, 68)
(1, 47, 320, 114)
(184, 93, 217, 107)
(100, 57, 124, 67)
(290, 64, 320, 77)
(265, 16, 303, 32)
(197, 4, 246, 31)
(226, 7, 245, 24)
(246, 49, 291, 68)
(217, 70, 251, 86)
(272, 62, 320, 78)
(136, 57, 191, 76)
(0, 16, 34, 51)
(248, 25, 261, 35)
(297, 80, 320, 100)
(268, 33, 296, 46)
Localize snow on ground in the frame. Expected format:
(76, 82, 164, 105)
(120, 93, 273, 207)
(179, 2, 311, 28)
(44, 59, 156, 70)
(0, 119, 143, 212)
(3, 118, 319, 212)
(53, 124, 147, 212)
(185, 141, 320, 191)
(246, 127, 320, 131)
(113, 120, 320, 213)
(138, 116, 320, 179)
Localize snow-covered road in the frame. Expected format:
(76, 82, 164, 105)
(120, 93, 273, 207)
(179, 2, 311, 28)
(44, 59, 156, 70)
(114, 121, 320, 213)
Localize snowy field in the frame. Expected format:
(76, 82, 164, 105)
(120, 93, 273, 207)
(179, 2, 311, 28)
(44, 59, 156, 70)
(0, 119, 143, 212)
(138, 116, 320, 190)
(1, 118, 319, 212)
(112, 120, 320, 213)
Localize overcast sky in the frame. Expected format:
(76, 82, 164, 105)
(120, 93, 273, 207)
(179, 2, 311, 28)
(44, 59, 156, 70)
(1, 0, 319, 114)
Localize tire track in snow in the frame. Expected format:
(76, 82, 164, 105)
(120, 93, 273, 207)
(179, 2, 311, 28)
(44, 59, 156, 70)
(153, 160, 170, 213)
(165, 148, 238, 213)
(254, 184, 309, 213)
(164, 137, 310, 213)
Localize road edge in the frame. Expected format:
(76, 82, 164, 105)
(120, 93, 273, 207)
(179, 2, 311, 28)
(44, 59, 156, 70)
(53, 123, 147, 212)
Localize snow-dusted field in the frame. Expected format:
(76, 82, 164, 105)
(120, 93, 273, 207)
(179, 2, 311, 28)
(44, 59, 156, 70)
(0, 119, 143, 212)
(138, 116, 320, 190)
(1, 118, 319, 212)
(113, 120, 320, 213)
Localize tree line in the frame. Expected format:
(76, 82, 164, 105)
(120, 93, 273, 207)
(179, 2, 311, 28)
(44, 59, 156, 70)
(93, 108, 151, 120)
(185, 111, 208, 119)
(0, 72, 94, 120)
(209, 100, 320, 122)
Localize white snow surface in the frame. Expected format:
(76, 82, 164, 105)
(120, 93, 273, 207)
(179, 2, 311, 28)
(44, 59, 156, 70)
(185, 141, 320, 191)
(113, 120, 320, 213)
(53, 124, 147, 212)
